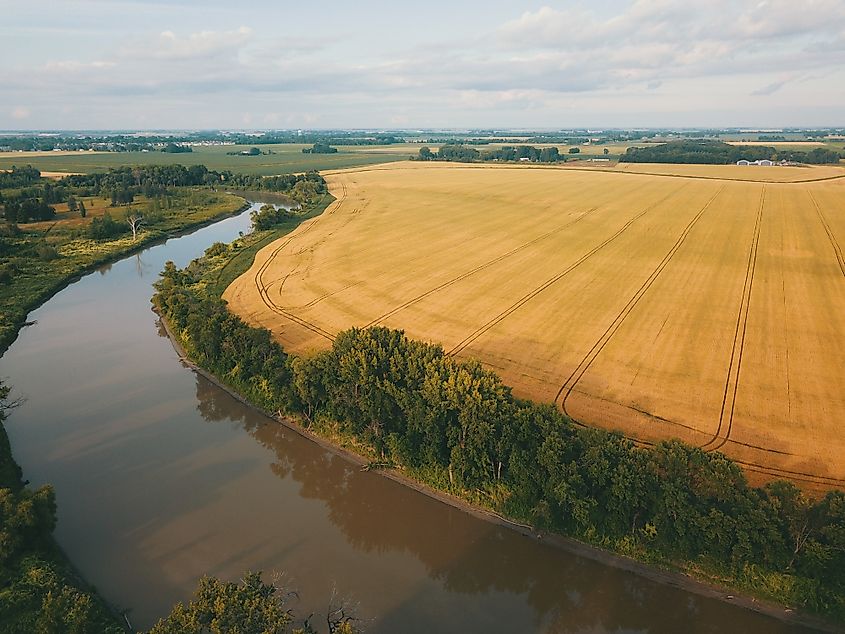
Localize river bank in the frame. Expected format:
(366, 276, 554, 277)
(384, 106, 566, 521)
(0, 197, 259, 632)
(154, 307, 841, 633)
(0, 193, 250, 356)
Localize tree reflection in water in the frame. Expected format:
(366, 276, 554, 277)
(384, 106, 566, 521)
(193, 374, 811, 634)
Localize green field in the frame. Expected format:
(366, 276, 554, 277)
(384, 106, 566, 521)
(0, 143, 417, 175)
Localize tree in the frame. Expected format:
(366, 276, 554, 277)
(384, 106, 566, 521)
(147, 572, 362, 634)
(147, 573, 293, 634)
(89, 211, 123, 240)
(67, 196, 78, 213)
(568, 147, 581, 154)
(126, 214, 144, 241)
(603, 148, 610, 155)
(78, 200, 86, 218)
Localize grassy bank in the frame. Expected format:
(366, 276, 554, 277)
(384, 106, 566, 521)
(153, 208, 844, 630)
(0, 190, 248, 355)
(209, 192, 334, 299)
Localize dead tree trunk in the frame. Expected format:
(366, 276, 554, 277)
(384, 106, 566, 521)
(127, 214, 144, 241)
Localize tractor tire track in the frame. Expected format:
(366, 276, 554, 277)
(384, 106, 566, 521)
(447, 185, 692, 357)
(250, 183, 349, 342)
(701, 186, 766, 453)
(284, 176, 634, 313)
(555, 185, 726, 416)
(561, 391, 845, 488)
(808, 190, 845, 277)
(365, 205, 602, 328)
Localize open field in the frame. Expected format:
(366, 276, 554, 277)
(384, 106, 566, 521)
(224, 161, 845, 490)
(19, 195, 133, 230)
(0, 143, 414, 175)
(725, 141, 827, 147)
(613, 162, 845, 182)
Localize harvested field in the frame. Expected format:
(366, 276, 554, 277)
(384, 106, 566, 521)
(225, 161, 845, 490)
(614, 162, 845, 182)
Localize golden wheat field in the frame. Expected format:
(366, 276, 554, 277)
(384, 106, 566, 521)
(225, 161, 845, 490)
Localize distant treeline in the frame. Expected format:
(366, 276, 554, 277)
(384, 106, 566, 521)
(154, 262, 845, 620)
(416, 144, 565, 163)
(63, 165, 326, 198)
(160, 142, 193, 153)
(302, 142, 338, 154)
(0, 164, 326, 225)
(0, 132, 405, 153)
(620, 140, 842, 165)
(420, 136, 592, 146)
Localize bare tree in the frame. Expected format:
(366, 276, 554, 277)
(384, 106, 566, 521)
(126, 214, 144, 241)
(325, 585, 362, 634)
(0, 380, 24, 416)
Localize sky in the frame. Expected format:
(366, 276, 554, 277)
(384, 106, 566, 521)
(1, 0, 844, 130)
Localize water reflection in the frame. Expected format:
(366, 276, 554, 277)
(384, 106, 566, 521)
(134, 252, 151, 278)
(193, 376, 812, 634)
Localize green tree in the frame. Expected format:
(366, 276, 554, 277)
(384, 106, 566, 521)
(148, 573, 292, 634)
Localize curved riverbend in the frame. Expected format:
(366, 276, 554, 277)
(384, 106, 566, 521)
(0, 203, 825, 632)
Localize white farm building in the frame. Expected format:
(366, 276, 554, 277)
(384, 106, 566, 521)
(737, 159, 774, 166)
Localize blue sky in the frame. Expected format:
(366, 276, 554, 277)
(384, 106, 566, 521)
(2, 0, 844, 130)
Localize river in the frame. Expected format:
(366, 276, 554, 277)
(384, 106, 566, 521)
(0, 202, 817, 632)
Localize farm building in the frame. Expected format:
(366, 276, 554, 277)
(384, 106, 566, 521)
(736, 159, 774, 166)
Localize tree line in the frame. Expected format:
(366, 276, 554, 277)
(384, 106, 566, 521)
(153, 261, 845, 620)
(302, 143, 338, 154)
(416, 144, 565, 163)
(620, 140, 842, 165)
(0, 165, 42, 189)
(63, 165, 326, 197)
(1, 165, 327, 226)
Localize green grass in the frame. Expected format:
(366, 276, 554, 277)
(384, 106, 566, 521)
(0, 144, 414, 175)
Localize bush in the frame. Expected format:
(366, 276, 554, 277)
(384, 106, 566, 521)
(204, 242, 228, 258)
(35, 243, 58, 261)
(250, 204, 292, 231)
(88, 212, 124, 240)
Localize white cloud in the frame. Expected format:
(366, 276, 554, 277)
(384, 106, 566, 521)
(126, 26, 253, 60)
(42, 60, 116, 72)
(11, 106, 30, 120)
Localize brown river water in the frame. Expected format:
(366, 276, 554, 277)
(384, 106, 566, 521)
(0, 203, 820, 632)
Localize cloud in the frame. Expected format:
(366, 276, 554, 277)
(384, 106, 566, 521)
(751, 79, 790, 96)
(1, 2, 844, 128)
(123, 26, 253, 60)
(42, 60, 116, 72)
(11, 106, 30, 120)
